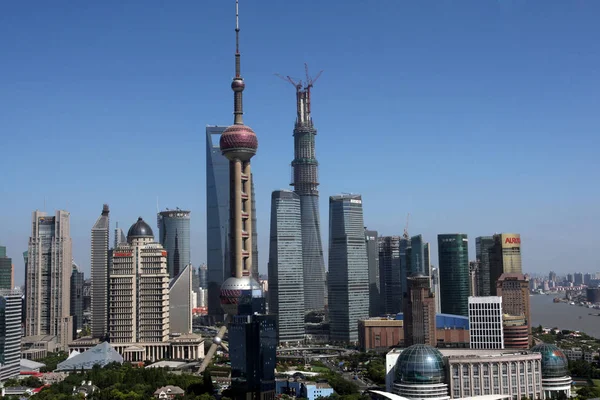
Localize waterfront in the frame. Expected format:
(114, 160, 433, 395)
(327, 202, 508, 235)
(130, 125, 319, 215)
(530, 294, 600, 339)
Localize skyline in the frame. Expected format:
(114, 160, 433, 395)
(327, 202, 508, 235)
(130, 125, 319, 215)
(1, 1, 599, 282)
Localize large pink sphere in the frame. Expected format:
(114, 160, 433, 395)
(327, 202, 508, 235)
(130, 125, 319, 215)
(219, 124, 258, 161)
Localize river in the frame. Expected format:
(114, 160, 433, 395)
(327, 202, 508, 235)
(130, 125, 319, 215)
(530, 294, 600, 338)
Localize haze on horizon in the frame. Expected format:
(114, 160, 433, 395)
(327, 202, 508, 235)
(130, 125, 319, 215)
(1, 0, 598, 285)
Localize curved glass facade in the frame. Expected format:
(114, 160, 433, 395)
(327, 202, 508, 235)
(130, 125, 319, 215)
(395, 344, 446, 385)
(531, 343, 569, 378)
(437, 234, 469, 317)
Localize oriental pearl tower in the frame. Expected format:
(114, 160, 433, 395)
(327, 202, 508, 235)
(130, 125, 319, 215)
(199, 0, 264, 373)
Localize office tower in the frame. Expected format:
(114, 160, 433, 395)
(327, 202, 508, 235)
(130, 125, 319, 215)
(169, 264, 193, 335)
(0, 289, 22, 381)
(403, 274, 436, 347)
(468, 296, 504, 349)
(399, 237, 411, 302)
(469, 261, 480, 297)
(70, 262, 84, 336)
(549, 271, 556, 282)
(364, 228, 380, 317)
(25, 210, 73, 349)
(206, 125, 259, 319)
(229, 314, 277, 397)
(91, 204, 110, 339)
(158, 209, 191, 278)
(438, 234, 469, 317)
(200, 4, 275, 397)
(114, 224, 127, 247)
(567, 273, 574, 284)
(283, 67, 327, 313)
(109, 217, 170, 343)
(410, 235, 427, 276)
(574, 272, 583, 286)
(328, 194, 369, 342)
(584, 273, 592, 286)
(198, 263, 208, 290)
(268, 190, 304, 344)
(431, 267, 442, 314)
(423, 243, 430, 278)
(192, 266, 200, 292)
(378, 236, 402, 315)
(475, 236, 494, 296)
(0, 246, 13, 290)
(496, 273, 531, 348)
(490, 233, 522, 295)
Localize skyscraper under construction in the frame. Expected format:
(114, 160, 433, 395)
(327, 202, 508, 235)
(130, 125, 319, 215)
(280, 66, 326, 311)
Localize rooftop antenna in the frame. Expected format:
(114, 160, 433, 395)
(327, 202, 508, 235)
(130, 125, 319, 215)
(156, 197, 160, 214)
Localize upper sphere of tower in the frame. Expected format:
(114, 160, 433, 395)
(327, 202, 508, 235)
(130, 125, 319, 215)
(231, 78, 245, 92)
(219, 124, 258, 161)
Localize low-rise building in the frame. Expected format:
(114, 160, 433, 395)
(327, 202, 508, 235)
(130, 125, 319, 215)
(359, 314, 470, 352)
(386, 346, 549, 400)
(154, 385, 185, 399)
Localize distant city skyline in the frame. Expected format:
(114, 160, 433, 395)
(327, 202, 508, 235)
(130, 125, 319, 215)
(1, 1, 599, 282)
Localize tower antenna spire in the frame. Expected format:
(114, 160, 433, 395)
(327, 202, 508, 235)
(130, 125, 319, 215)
(231, 0, 245, 125)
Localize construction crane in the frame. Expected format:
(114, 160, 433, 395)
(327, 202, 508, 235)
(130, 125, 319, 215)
(275, 64, 324, 123)
(403, 213, 410, 240)
(304, 63, 323, 116)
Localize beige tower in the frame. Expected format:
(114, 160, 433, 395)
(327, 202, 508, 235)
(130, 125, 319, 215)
(25, 210, 73, 349)
(108, 218, 170, 344)
(490, 233, 522, 294)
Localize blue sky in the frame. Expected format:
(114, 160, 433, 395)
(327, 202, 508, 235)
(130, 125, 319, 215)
(1, 0, 599, 284)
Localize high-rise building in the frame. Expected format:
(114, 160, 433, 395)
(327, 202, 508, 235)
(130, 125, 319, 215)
(364, 228, 380, 317)
(423, 243, 430, 278)
(475, 236, 494, 296)
(0, 246, 13, 290)
(70, 262, 84, 336)
(25, 210, 73, 350)
(158, 209, 191, 278)
(496, 273, 531, 348)
(268, 190, 304, 344)
(469, 261, 480, 297)
(403, 274, 436, 347)
(378, 236, 402, 315)
(567, 273, 574, 284)
(285, 67, 327, 313)
(229, 314, 277, 397)
(0, 289, 22, 381)
(438, 234, 469, 317)
(584, 273, 592, 286)
(91, 205, 110, 339)
(200, 4, 275, 397)
(198, 263, 208, 289)
(328, 194, 369, 342)
(169, 263, 193, 335)
(410, 235, 427, 276)
(108, 218, 170, 344)
(468, 296, 504, 349)
(490, 233, 522, 295)
(114, 224, 127, 247)
(574, 272, 583, 286)
(206, 126, 259, 320)
(549, 271, 557, 282)
(399, 237, 411, 301)
(431, 267, 442, 314)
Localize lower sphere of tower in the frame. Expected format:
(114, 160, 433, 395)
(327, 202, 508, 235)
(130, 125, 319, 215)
(212, 337, 222, 345)
(220, 276, 262, 316)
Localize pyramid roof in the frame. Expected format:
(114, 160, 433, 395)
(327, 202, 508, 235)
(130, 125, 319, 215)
(56, 341, 123, 371)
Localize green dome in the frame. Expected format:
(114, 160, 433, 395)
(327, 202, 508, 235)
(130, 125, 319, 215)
(530, 343, 569, 378)
(395, 344, 446, 385)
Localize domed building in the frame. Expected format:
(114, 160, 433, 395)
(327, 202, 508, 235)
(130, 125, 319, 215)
(392, 344, 450, 400)
(530, 344, 572, 399)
